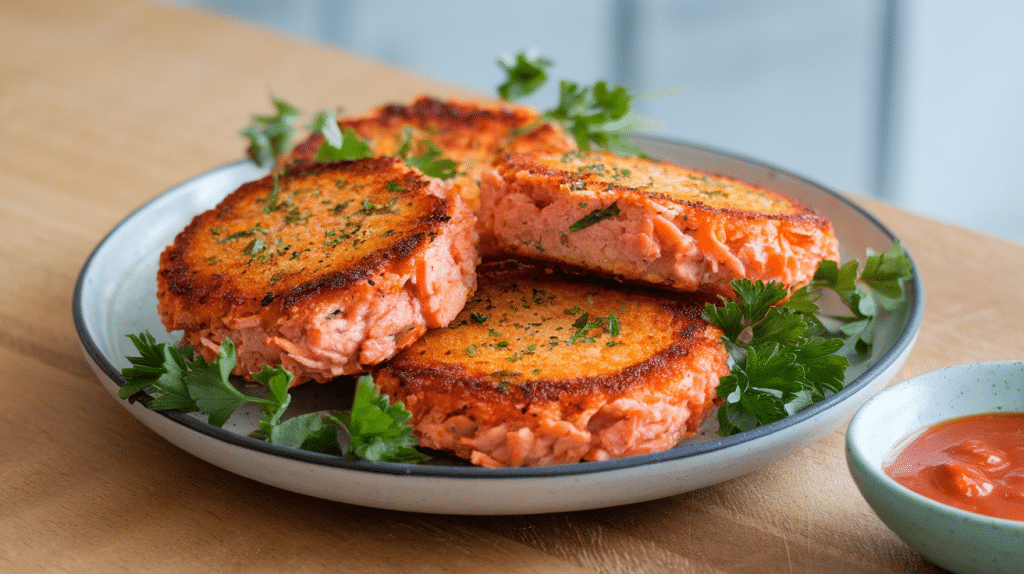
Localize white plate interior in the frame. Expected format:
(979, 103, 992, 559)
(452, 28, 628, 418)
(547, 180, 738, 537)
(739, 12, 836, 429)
(74, 137, 923, 514)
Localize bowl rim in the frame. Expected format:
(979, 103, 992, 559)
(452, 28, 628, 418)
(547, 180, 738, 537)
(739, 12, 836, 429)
(846, 359, 1024, 528)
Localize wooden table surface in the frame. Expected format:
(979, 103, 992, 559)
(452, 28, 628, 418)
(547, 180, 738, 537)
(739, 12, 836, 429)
(4, 1, 1023, 572)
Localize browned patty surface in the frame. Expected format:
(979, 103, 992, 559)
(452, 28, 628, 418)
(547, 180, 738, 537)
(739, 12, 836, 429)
(372, 260, 728, 467)
(157, 157, 478, 383)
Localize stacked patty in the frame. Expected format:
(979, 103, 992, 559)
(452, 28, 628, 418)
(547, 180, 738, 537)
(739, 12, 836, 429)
(372, 261, 728, 467)
(157, 157, 477, 384)
(479, 150, 840, 298)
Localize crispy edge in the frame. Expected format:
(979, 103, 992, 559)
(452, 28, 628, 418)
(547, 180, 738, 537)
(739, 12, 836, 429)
(157, 158, 457, 329)
(374, 262, 724, 411)
(494, 151, 835, 228)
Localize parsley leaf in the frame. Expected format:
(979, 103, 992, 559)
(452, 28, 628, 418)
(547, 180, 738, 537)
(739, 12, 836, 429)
(860, 242, 915, 310)
(546, 80, 644, 156)
(789, 241, 913, 354)
(251, 363, 294, 430)
(316, 126, 374, 163)
(241, 96, 374, 167)
(568, 311, 621, 344)
(497, 51, 553, 101)
(309, 108, 344, 150)
(704, 242, 913, 436)
(495, 51, 648, 156)
(119, 332, 426, 463)
(119, 332, 194, 412)
(243, 96, 461, 178)
(265, 411, 345, 455)
(345, 376, 429, 463)
(183, 338, 257, 428)
(240, 96, 306, 168)
(569, 202, 621, 231)
(715, 342, 806, 435)
(396, 137, 459, 180)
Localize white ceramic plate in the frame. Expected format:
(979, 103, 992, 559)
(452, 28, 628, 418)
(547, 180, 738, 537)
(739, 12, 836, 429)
(73, 136, 923, 515)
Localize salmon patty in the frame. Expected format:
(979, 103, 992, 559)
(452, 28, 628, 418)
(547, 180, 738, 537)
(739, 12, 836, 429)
(287, 96, 575, 213)
(479, 151, 840, 298)
(157, 157, 478, 385)
(371, 261, 729, 468)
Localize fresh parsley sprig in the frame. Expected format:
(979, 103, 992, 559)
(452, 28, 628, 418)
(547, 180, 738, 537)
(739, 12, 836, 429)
(315, 126, 373, 163)
(242, 96, 460, 181)
(240, 96, 372, 168)
(496, 51, 553, 102)
(394, 129, 460, 180)
(346, 377, 428, 463)
(119, 332, 428, 463)
(240, 97, 308, 168)
(788, 241, 914, 354)
(546, 80, 644, 156)
(704, 280, 848, 436)
(704, 242, 913, 436)
(497, 50, 646, 156)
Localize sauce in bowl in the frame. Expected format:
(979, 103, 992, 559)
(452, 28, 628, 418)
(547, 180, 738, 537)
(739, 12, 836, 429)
(884, 412, 1024, 521)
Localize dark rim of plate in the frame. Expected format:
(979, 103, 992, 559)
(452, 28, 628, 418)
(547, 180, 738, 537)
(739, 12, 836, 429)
(72, 134, 925, 480)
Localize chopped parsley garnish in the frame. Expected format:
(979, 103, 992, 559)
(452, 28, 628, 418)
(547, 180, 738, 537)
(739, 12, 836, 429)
(242, 237, 266, 256)
(119, 332, 427, 463)
(216, 225, 269, 244)
(331, 200, 352, 215)
(569, 202, 620, 231)
(568, 311, 620, 345)
(315, 126, 373, 163)
(703, 242, 913, 436)
(531, 289, 555, 305)
(396, 135, 459, 180)
(358, 196, 399, 215)
(243, 96, 463, 179)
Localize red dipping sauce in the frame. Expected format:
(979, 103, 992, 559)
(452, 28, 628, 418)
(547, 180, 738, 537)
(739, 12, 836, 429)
(884, 412, 1024, 521)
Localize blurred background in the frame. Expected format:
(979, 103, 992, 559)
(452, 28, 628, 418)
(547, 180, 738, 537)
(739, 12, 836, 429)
(160, 0, 1024, 244)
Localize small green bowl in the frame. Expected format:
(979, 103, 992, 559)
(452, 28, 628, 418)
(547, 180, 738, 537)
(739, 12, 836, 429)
(846, 361, 1024, 574)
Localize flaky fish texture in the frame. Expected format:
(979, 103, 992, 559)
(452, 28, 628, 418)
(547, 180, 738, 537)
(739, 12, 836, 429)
(479, 151, 841, 298)
(157, 157, 478, 385)
(372, 260, 728, 468)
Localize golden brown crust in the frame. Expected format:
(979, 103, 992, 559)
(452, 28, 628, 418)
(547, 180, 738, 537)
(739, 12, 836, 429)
(373, 260, 726, 431)
(158, 157, 457, 336)
(495, 151, 832, 225)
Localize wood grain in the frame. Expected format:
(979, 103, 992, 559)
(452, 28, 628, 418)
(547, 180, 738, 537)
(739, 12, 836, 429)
(4, 1, 1019, 572)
